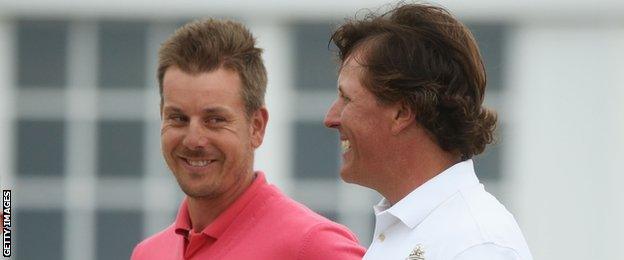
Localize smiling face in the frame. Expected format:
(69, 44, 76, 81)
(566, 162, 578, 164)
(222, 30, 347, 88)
(161, 66, 267, 199)
(323, 57, 397, 187)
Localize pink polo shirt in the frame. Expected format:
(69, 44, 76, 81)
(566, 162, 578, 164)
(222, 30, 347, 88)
(131, 172, 366, 259)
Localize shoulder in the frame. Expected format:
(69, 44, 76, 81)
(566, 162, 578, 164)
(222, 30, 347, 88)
(457, 185, 530, 248)
(418, 185, 532, 259)
(257, 187, 365, 259)
(258, 186, 336, 230)
(131, 224, 178, 260)
(296, 222, 366, 260)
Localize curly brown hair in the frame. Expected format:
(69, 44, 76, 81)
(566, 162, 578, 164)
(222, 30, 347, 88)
(331, 3, 497, 159)
(158, 19, 267, 116)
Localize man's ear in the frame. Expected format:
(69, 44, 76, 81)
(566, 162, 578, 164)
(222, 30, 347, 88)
(391, 101, 415, 135)
(250, 107, 269, 148)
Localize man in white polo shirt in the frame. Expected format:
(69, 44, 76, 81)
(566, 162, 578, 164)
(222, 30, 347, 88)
(324, 3, 533, 260)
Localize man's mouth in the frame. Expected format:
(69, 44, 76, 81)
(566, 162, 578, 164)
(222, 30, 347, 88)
(341, 140, 351, 154)
(182, 158, 216, 167)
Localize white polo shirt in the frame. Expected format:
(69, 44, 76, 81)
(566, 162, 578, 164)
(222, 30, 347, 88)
(363, 160, 533, 260)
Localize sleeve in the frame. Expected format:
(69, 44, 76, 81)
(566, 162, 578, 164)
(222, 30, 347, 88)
(453, 243, 522, 260)
(297, 223, 366, 260)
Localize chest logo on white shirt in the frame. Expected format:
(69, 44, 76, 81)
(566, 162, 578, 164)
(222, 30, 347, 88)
(406, 244, 425, 260)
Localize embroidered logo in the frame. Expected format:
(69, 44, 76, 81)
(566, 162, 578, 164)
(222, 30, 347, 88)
(405, 244, 425, 260)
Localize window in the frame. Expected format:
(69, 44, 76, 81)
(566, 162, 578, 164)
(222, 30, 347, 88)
(292, 22, 338, 90)
(97, 21, 148, 89)
(17, 20, 68, 88)
(96, 210, 143, 260)
(294, 121, 339, 179)
(97, 120, 144, 177)
(473, 128, 503, 181)
(17, 120, 65, 176)
(467, 23, 508, 181)
(16, 210, 64, 260)
(467, 23, 507, 92)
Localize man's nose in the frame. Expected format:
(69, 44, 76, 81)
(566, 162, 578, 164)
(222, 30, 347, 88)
(324, 100, 341, 129)
(182, 120, 209, 150)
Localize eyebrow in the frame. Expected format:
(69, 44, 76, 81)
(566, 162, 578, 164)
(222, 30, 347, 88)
(162, 106, 182, 114)
(202, 107, 230, 115)
(162, 105, 231, 115)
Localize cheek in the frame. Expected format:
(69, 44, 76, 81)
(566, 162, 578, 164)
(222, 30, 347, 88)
(217, 131, 250, 156)
(349, 111, 389, 154)
(161, 127, 181, 150)
(238, 122, 256, 147)
(160, 124, 173, 141)
(160, 124, 168, 134)
(344, 107, 377, 132)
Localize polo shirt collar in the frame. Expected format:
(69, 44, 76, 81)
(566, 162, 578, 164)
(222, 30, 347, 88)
(376, 160, 479, 230)
(174, 171, 267, 239)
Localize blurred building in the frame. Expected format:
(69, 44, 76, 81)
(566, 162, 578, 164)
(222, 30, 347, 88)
(0, 1, 623, 260)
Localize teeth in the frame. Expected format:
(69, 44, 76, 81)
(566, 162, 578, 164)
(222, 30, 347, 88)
(187, 160, 211, 167)
(341, 140, 351, 153)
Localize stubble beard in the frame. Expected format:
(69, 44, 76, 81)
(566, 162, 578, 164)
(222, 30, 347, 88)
(176, 173, 224, 199)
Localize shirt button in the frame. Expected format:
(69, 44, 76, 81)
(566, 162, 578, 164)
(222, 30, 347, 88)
(378, 233, 385, 242)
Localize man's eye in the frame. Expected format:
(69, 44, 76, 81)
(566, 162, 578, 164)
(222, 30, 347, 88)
(340, 92, 351, 102)
(206, 117, 226, 125)
(168, 114, 187, 123)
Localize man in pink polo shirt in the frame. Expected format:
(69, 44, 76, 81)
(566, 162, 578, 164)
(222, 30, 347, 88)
(131, 19, 365, 259)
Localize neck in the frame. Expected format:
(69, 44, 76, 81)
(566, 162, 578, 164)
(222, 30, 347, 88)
(375, 130, 461, 205)
(186, 171, 255, 233)
(380, 155, 459, 205)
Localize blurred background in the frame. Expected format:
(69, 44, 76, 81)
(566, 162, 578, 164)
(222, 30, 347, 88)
(0, 0, 623, 259)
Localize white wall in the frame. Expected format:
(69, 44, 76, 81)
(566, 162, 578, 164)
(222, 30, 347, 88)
(508, 24, 624, 259)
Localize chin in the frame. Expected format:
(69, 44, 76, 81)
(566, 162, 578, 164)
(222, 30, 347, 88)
(180, 185, 221, 199)
(176, 176, 220, 198)
(340, 167, 374, 190)
(339, 168, 357, 184)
